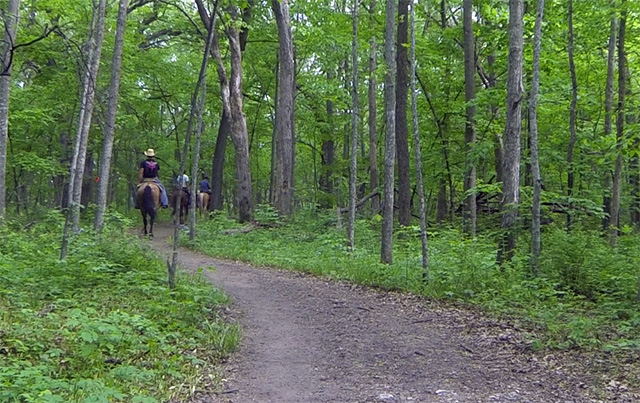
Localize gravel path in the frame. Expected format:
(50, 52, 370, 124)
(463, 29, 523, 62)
(148, 225, 634, 403)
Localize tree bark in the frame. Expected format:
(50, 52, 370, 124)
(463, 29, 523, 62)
(566, 0, 578, 231)
(463, 0, 476, 236)
(410, 0, 429, 277)
(61, 0, 107, 259)
(347, 0, 359, 251)
(497, 0, 524, 265)
(211, 109, 228, 211)
(610, 0, 626, 247)
(381, 0, 397, 264)
(395, 0, 410, 227)
(0, 0, 20, 225)
(94, 0, 128, 232)
(602, 11, 617, 232)
(368, 0, 379, 214)
(272, 0, 296, 216)
(530, 0, 545, 274)
(227, 23, 254, 223)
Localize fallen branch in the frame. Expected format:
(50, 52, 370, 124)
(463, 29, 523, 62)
(338, 189, 379, 214)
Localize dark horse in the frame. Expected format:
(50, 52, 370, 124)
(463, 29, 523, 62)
(136, 181, 161, 238)
(171, 187, 189, 225)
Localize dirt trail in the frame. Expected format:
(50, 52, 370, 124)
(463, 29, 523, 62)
(148, 225, 626, 403)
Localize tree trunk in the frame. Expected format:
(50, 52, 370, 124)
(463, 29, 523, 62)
(94, 0, 128, 232)
(227, 24, 254, 222)
(61, 0, 107, 259)
(272, 0, 296, 216)
(0, 0, 20, 225)
(610, 0, 626, 247)
(530, 0, 545, 274)
(497, 0, 524, 265)
(189, 82, 207, 239)
(381, 0, 397, 264)
(602, 11, 617, 232)
(368, 0, 379, 213)
(463, 0, 476, 236)
(348, 0, 359, 251)
(211, 109, 228, 211)
(395, 0, 411, 227)
(566, 0, 578, 231)
(410, 0, 429, 278)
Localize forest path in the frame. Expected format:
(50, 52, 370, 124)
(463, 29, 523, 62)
(148, 224, 608, 403)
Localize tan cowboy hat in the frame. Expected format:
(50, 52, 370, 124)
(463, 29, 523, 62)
(143, 148, 155, 157)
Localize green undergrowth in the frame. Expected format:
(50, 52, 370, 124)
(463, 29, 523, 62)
(0, 211, 239, 403)
(190, 207, 640, 352)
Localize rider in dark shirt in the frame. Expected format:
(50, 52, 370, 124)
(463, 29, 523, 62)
(136, 148, 168, 208)
(200, 176, 211, 194)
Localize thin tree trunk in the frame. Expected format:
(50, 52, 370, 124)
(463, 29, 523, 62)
(348, 0, 359, 251)
(497, 0, 524, 266)
(189, 82, 206, 240)
(463, 0, 476, 236)
(602, 11, 617, 232)
(566, 0, 578, 231)
(211, 109, 228, 210)
(0, 0, 20, 225)
(410, 0, 429, 277)
(61, 0, 107, 259)
(94, 0, 128, 232)
(187, 9, 217, 239)
(610, 0, 626, 247)
(272, 0, 296, 216)
(530, 0, 545, 274)
(369, 0, 379, 213)
(381, 0, 397, 264)
(395, 0, 411, 227)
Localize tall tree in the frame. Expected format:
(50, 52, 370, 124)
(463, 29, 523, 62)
(272, 0, 296, 216)
(610, 0, 626, 247)
(462, 0, 476, 236)
(381, 0, 397, 264)
(566, 0, 578, 231)
(395, 0, 410, 226)
(0, 0, 20, 225)
(602, 8, 617, 232)
(497, 0, 524, 265)
(348, 0, 359, 251)
(61, 0, 107, 259)
(410, 0, 428, 277)
(94, 0, 129, 232)
(368, 0, 379, 213)
(530, 0, 545, 274)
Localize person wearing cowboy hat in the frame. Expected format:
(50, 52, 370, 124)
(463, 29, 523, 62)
(136, 148, 169, 208)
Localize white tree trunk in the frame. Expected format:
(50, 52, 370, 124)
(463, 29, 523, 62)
(347, 0, 359, 251)
(94, 0, 128, 232)
(410, 0, 429, 277)
(530, 0, 545, 274)
(0, 0, 20, 224)
(381, 0, 396, 264)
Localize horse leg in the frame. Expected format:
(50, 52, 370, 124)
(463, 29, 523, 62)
(141, 211, 148, 235)
(149, 214, 154, 239)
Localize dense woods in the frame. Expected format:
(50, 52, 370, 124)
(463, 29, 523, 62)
(4, 0, 640, 399)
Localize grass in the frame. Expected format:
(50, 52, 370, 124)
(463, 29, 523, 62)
(0, 211, 239, 403)
(188, 207, 640, 352)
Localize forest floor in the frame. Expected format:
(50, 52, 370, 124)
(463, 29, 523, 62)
(148, 224, 639, 403)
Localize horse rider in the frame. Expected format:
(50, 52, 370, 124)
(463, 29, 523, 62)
(200, 175, 211, 195)
(177, 170, 191, 206)
(136, 148, 168, 208)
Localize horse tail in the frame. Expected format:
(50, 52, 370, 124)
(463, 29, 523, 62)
(143, 185, 156, 219)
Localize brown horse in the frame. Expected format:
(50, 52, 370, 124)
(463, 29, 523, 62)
(197, 192, 210, 217)
(136, 181, 161, 238)
(171, 187, 189, 225)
